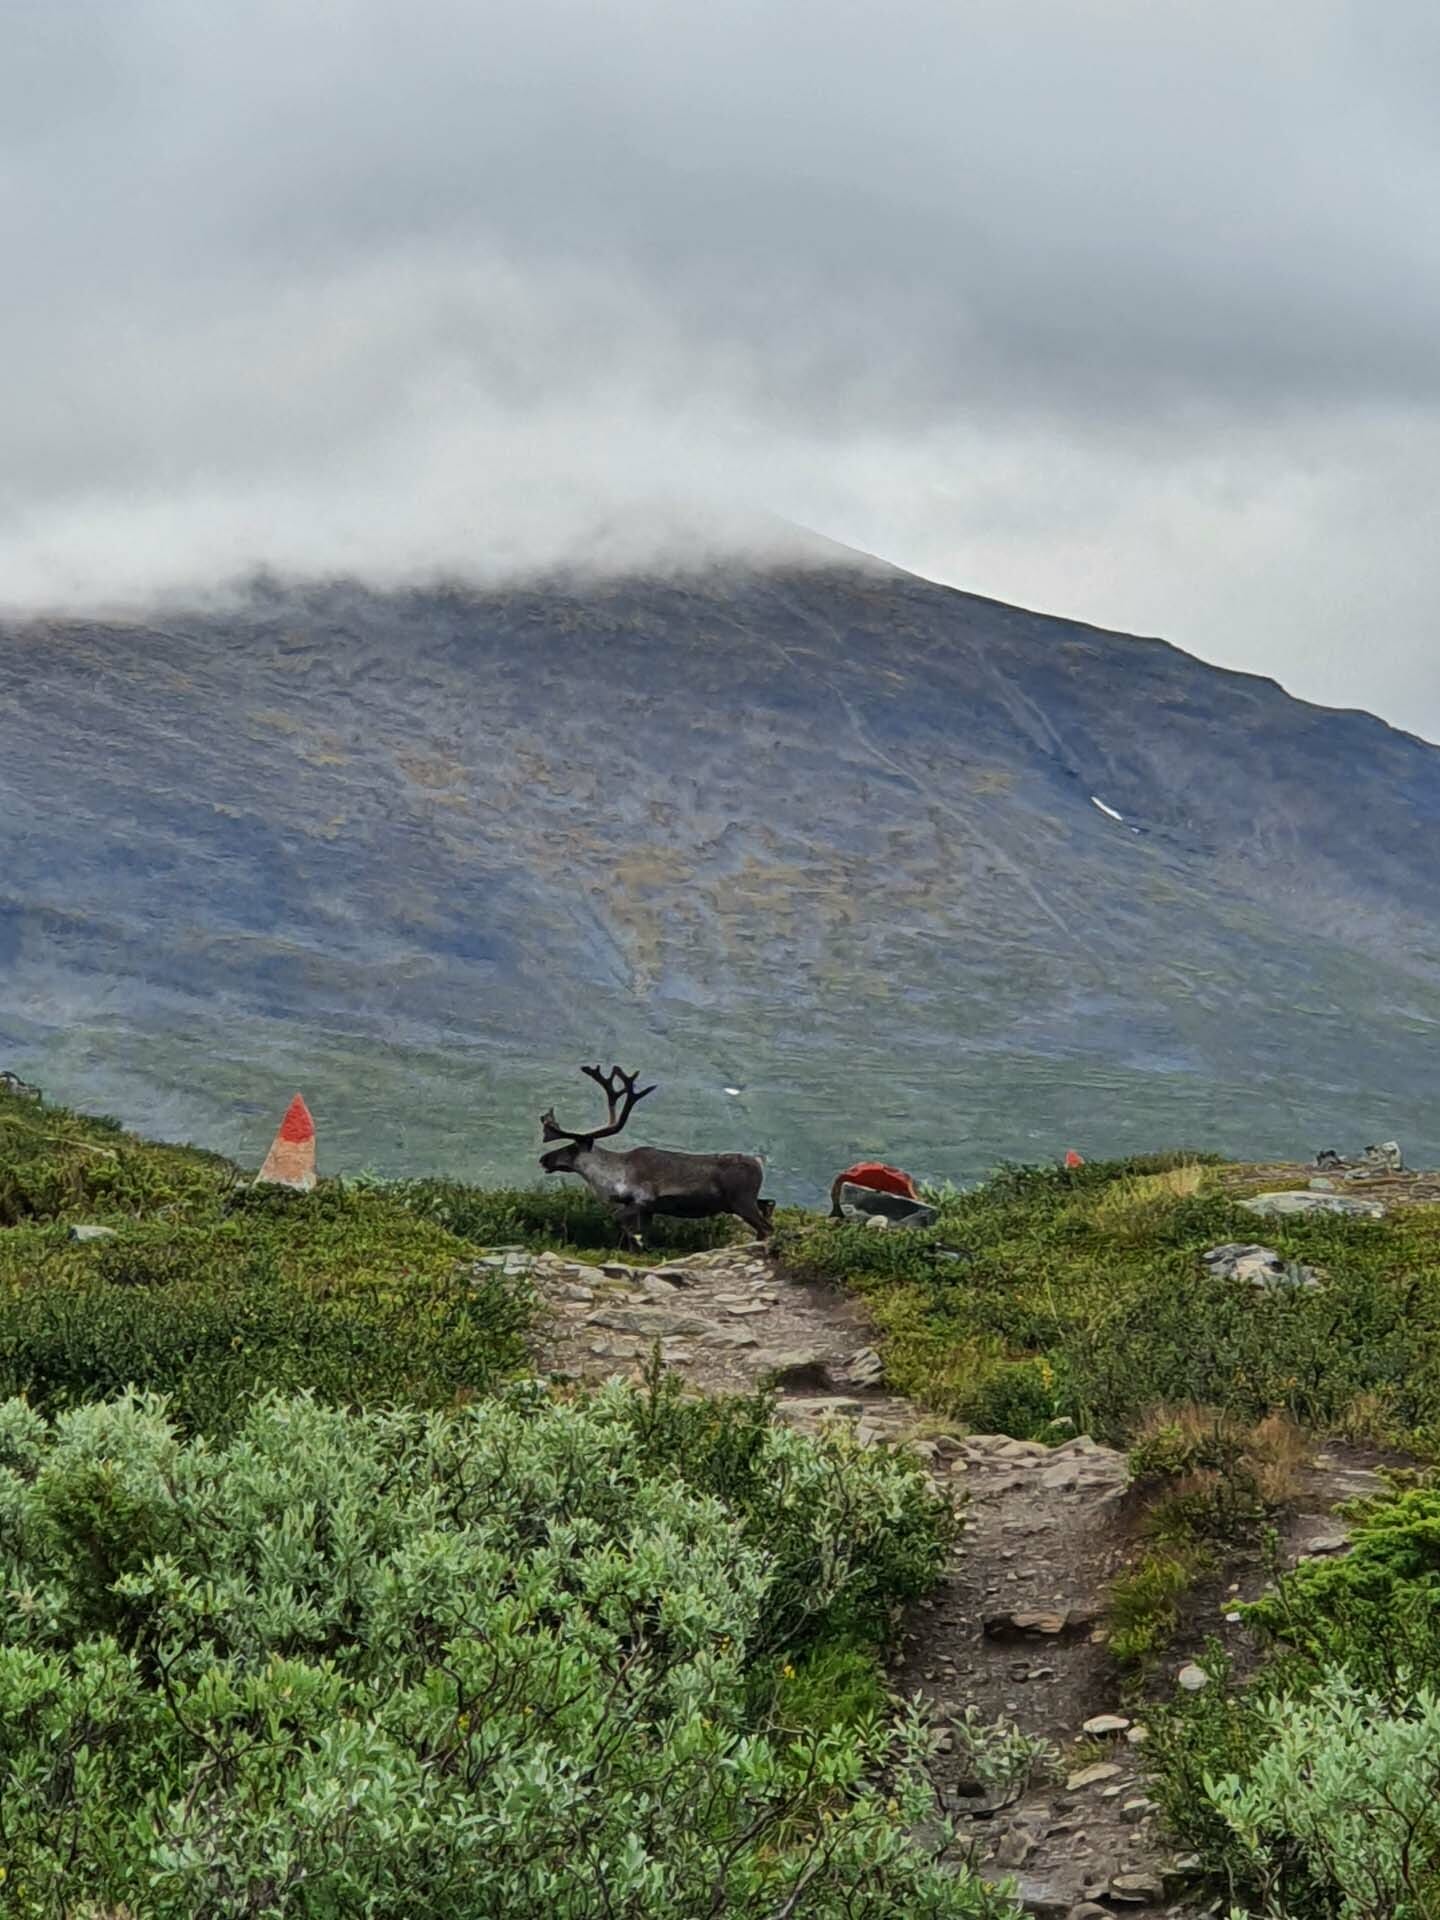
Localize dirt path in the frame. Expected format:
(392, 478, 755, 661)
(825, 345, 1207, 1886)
(499, 1238, 1387, 1920)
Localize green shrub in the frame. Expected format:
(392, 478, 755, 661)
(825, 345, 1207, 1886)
(621, 1362, 953, 1655)
(1128, 1406, 1308, 1546)
(0, 1086, 235, 1227)
(1192, 1669, 1440, 1919)
(0, 1386, 1008, 1919)
(0, 1191, 532, 1435)
(1107, 1548, 1206, 1669)
(1242, 1479, 1440, 1693)
(1150, 1481, 1440, 1903)
(764, 1639, 891, 1737)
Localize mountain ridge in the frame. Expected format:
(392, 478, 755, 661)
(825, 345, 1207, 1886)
(4, 551, 1439, 1194)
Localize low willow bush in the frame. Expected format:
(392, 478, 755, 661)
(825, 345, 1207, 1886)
(1149, 1479, 1440, 1916)
(0, 1384, 1008, 1919)
(1199, 1672, 1440, 1920)
(1153, 1666, 1440, 1920)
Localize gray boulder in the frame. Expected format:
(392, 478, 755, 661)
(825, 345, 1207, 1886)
(1203, 1241, 1322, 1291)
(844, 1345, 886, 1387)
(1241, 1190, 1384, 1221)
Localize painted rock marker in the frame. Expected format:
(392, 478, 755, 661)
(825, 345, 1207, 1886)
(257, 1093, 317, 1191)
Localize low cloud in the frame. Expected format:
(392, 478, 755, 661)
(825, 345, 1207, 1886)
(3, 0, 1439, 730)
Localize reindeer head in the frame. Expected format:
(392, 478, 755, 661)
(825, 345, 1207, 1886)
(538, 1064, 656, 1173)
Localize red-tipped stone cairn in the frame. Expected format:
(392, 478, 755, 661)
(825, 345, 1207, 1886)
(256, 1093, 317, 1191)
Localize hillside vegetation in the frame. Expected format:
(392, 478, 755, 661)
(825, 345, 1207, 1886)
(776, 1155, 1440, 1452)
(8, 1081, 1440, 1914)
(0, 1083, 1003, 1917)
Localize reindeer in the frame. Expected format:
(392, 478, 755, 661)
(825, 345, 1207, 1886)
(539, 1065, 774, 1247)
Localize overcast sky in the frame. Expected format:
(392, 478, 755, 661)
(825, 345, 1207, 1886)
(4, 1, 1438, 733)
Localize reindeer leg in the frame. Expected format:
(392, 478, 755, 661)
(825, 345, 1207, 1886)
(616, 1205, 651, 1252)
(736, 1199, 774, 1241)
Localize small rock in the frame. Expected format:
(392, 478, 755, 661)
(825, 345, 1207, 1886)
(1108, 1871, 1164, 1904)
(1012, 1878, 1074, 1919)
(637, 1274, 682, 1300)
(1120, 1798, 1154, 1825)
(846, 1346, 886, 1387)
(723, 1301, 772, 1316)
(864, 1213, 890, 1230)
(774, 1395, 866, 1422)
(586, 1309, 713, 1338)
(1358, 1139, 1404, 1172)
(1202, 1242, 1323, 1291)
(1065, 1763, 1122, 1791)
(994, 1830, 1037, 1869)
(985, 1606, 1098, 1641)
(991, 1437, 1051, 1460)
(1066, 1906, 1112, 1920)
(69, 1224, 119, 1243)
(1305, 1530, 1350, 1556)
(1081, 1713, 1131, 1737)
(552, 1280, 595, 1304)
(1125, 1724, 1149, 1745)
(1177, 1663, 1209, 1692)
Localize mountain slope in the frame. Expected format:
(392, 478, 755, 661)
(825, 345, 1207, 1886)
(4, 556, 1439, 1193)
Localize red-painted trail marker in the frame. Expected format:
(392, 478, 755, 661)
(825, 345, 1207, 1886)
(257, 1093, 317, 1190)
(1064, 1149, 1085, 1169)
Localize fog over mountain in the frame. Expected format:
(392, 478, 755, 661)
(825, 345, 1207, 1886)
(4, 1, 1440, 732)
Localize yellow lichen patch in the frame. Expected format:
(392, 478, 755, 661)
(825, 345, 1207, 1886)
(395, 750, 470, 792)
(303, 731, 351, 769)
(606, 847, 700, 985)
(247, 708, 302, 736)
(965, 766, 1017, 795)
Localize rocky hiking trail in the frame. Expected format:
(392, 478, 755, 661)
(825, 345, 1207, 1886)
(478, 1234, 1396, 1920)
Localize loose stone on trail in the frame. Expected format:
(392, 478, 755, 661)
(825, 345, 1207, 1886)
(256, 1093, 317, 1191)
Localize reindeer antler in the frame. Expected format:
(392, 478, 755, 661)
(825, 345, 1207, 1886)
(541, 1065, 656, 1144)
